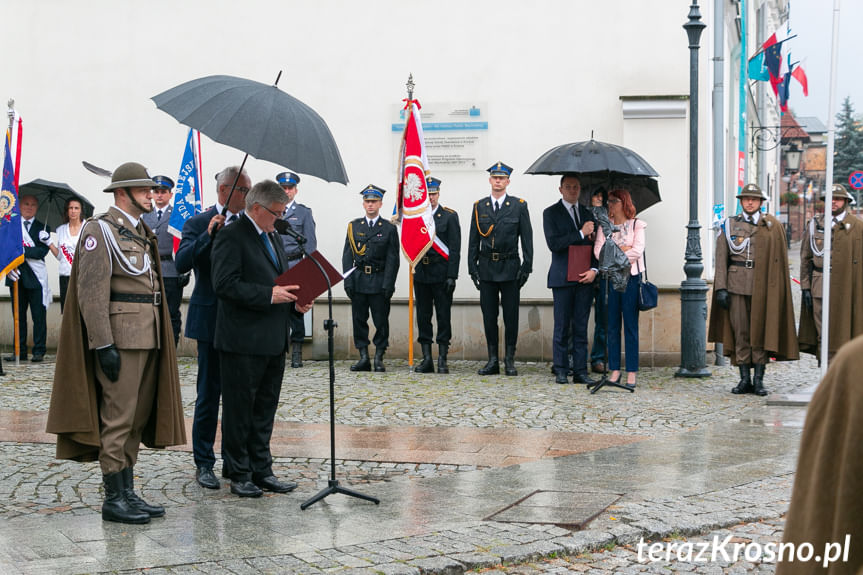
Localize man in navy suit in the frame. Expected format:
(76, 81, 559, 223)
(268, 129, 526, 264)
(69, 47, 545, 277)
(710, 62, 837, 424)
(5, 194, 50, 362)
(175, 166, 250, 490)
(212, 179, 311, 498)
(543, 175, 597, 385)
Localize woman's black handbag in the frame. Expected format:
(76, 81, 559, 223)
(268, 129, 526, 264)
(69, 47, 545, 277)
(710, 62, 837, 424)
(637, 245, 658, 312)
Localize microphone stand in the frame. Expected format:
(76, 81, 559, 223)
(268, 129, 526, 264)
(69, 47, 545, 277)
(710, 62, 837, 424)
(273, 220, 379, 509)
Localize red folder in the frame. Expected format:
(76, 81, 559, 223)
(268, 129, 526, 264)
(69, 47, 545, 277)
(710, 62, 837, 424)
(275, 250, 347, 308)
(566, 245, 592, 282)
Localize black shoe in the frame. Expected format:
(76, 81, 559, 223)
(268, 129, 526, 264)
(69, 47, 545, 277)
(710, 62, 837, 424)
(572, 372, 596, 385)
(478, 358, 499, 375)
(590, 361, 605, 374)
(555, 372, 569, 384)
(254, 475, 297, 494)
(121, 467, 165, 518)
(291, 343, 303, 368)
(102, 471, 150, 524)
(374, 349, 386, 372)
(504, 346, 517, 376)
(30, 355, 44, 363)
(731, 364, 753, 395)
(416, 343, 434, 373)
(196, 466, 220, 489)
(230, 480, 263, 498)
(350, 348, 371, 372)
(4, 355, 25, 362)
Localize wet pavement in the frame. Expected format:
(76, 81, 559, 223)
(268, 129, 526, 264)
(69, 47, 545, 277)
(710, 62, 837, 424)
(0, 348, 815, 574)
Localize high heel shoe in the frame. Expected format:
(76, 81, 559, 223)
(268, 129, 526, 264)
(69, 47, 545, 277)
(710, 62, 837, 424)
(607, 371, 621, 384)
(624, 375, 637, 392)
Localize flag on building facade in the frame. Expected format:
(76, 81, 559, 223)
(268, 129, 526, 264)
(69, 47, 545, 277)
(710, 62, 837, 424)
(395, 100, 435, 268)
(792, 63, 809, 96)
(0, 130, 25, 276)
(747, 51, 770, 82)
(167, 128, 203, 249)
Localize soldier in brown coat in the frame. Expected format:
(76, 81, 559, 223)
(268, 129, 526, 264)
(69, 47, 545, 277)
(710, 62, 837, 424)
(46, 162, 186, 525)
(708, 183, 799, 396)
(799, 184, 863, 362)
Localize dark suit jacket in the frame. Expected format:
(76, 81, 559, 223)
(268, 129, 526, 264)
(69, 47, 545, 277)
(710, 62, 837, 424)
(211, 215, 294, 356)
(342, 217, 400, 295)
(468, 194, 533, 282)
(414, 206, 461, 284)
(543, 200, 597, 288)
(175, 206, 219, 342)
(5, 218, 49, 291)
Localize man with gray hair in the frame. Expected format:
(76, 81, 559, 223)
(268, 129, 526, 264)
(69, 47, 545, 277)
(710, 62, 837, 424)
(175, 166, 250, 490)
(212, 179, 311, 498)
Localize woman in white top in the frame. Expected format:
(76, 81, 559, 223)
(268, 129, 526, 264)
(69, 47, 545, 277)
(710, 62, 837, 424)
(593, 188, 646, 389)
(48, 198, 84, 312)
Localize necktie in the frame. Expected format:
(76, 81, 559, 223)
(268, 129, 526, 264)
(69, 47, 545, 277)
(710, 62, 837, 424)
(747, 216, 754, 224)
(833, 217, 840, 228)
(493, 201, 499, 213)
(572, 205, 580, 228)
(227, 214, 238, 224)
(157, 210, 162, 221)
(24, 220, 31, 231)
(261, 232, 278, 267)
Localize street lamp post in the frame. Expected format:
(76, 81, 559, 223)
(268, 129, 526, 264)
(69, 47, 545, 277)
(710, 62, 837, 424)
(676, 0, 711, 378)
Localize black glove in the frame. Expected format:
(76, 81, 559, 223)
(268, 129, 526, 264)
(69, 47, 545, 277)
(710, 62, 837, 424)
(178, 271, 192, 288)
(445, 278, 456, 294)
(715, 288, 730, 310)
(96, 345, 121, 382)
(802, 289, 813, 310)
(345, 285, 355, 299)
(471, 273, 481, 291)
(517, 270, 529, 288)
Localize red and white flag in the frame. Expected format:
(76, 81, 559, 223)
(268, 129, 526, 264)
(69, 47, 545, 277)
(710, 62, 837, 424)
(395, 100, 435, 268)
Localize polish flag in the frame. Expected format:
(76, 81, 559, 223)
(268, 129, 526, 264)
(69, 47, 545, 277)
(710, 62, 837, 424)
(395, 100, 435, 267)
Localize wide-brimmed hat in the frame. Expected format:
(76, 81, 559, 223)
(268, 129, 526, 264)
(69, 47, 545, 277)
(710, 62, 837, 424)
(736, 183, 766, 200)
(103, 162, 157, 193)
(821, 183, 854, 202)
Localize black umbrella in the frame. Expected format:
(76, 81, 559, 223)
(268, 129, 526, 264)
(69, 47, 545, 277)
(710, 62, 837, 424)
(525, 139, 661, 213)
(18, 179, 95, 230)
(152, 73, 348, 185)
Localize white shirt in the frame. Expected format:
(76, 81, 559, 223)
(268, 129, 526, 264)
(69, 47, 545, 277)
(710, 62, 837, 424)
(54, 223, 81, 276)
(489, 193, 507, 211)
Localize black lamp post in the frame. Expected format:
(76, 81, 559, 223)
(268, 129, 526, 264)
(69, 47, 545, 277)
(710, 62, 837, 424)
(676, 0, 711, 378)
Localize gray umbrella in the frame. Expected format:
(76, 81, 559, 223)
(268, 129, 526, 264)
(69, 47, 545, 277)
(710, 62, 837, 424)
(152, 74, 348, 185)
(18, 179, 94, 230)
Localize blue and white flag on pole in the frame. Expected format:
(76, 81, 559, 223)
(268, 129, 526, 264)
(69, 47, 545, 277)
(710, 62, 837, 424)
(168, 128, 202, 244)
(0, 130, 24, 276)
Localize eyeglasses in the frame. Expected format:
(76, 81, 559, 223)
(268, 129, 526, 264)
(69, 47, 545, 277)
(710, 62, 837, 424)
(259, 204, 284, 218)
(223, 185, 251, 194)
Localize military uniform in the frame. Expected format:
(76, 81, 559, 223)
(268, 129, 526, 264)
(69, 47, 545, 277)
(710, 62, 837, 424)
(141, 175, 184, 345)
(275, 171, 317, 367)
(413, 177, 461, 373)
(468, 162, 533, 376)
(342, 185, 400, 371)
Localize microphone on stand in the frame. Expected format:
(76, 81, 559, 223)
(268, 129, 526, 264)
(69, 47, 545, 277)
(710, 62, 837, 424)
(274, 218, 307, 245)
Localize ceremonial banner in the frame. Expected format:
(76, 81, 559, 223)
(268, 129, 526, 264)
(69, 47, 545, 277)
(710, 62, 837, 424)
(0, 130, 24, 276)
(168, 128, 203, 247)
(395, 101, 435, 268)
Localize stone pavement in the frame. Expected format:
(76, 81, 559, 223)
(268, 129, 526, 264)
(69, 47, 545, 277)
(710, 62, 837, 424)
(0, 347, 817, 574)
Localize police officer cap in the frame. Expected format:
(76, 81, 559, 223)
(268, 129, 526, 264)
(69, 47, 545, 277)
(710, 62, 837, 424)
(152, 175, 174, 190)
(426, 177, 441, 192)
(103, 162, 157, 193)
(361, 184, 386, 200)
(487, 162, 513, 177)
(276, 171, 301, 186)
(821, 183, 854, 202)
(736, 183, 766, 200)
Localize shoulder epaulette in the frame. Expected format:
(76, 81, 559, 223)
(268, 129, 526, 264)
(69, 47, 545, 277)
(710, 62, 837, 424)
(519, 198, 525, 203)
(443, 206, 456, 213)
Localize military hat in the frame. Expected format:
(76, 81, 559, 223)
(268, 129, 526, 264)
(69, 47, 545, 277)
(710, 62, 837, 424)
(152, 175, 174, 189)
(276, 171, 301, 186)
(361, 184, 386, 200)
(103, 162, 157, 193)
(426, 176, 441, 192)
(736, 183, 766, 200)
(487, 162, 513, 177)
(821, 183, 854, 202)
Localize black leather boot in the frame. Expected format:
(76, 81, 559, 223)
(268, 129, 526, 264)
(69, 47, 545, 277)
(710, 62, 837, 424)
(437, 344, 449, 374)
(374, 348, 386, 372)
(731, 364, 753, 394)
(416, 343, 434, 373)
(122, 467, 165, 517)
(102, 471, 150, 524)
(752, 363, 768, 396)
(478, 345, 499, 375)
(291, 343, 303, 368)
(350, 347, 371, 372)
(504, 345, 518, 376)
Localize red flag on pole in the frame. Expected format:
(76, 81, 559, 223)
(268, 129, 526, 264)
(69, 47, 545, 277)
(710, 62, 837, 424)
(395, 100, 435, 268)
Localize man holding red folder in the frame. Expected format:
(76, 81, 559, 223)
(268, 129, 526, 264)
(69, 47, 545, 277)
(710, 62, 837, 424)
(543, 175, 598, 385)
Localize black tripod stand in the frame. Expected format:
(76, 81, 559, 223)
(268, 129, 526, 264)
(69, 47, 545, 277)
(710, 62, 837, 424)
(275, 222, 379, 510)
(587, 270, 634, 394)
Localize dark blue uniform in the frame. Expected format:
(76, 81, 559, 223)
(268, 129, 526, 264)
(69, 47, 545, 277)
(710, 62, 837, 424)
(414, 205, 461, 349)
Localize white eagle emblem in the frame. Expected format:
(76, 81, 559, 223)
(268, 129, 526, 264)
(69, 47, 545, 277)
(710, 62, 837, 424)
(405, 173, 425, 202)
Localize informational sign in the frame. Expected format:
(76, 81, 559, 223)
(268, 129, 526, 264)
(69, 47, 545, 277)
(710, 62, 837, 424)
(848, 170, 863, 190)
(392, 101, 488, 171)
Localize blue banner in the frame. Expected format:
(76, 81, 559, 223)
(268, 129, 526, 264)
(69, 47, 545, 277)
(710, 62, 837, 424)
(0, 131, 24, 276)
(168, 128, 202, 241)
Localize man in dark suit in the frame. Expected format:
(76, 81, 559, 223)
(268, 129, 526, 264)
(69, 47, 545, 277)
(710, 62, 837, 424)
(468, 162, 533, 376)
(342, 185, 400, 372)
(5, 194, 50, 362)
(142, 176, 184, 345)
(175, 166, 250, 490)
(275, 171, 317, 368)
(211, 179, 310, 498)
(543, 175, 598, 385)
(413, 177, 461, 374)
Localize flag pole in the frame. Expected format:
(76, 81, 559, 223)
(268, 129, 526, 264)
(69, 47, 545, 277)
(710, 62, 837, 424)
(6, 101, 20, 363)
(405, 75, 415, 371)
